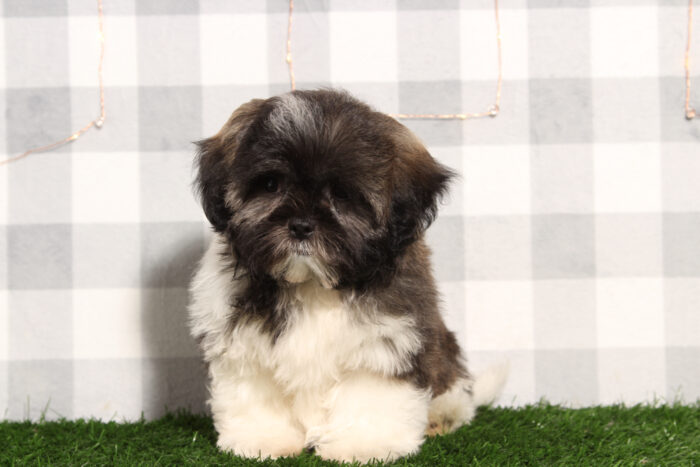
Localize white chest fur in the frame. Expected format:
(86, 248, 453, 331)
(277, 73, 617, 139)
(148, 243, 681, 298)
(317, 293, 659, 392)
(188, 236, 422, 395)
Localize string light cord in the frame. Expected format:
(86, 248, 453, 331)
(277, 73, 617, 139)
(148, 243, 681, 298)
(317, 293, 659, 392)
(686, 0, 697, 120)
(285, 0, 502, 120)
(0, 0, 105, 166)
(286, 0, 296, 91)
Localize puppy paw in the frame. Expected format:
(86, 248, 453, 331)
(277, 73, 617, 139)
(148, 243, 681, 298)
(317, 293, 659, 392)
(217, 433, 304, 460)
(425, 417, 457, 437)
(216, 420, 305, 460)
(308, 424, 422, 464)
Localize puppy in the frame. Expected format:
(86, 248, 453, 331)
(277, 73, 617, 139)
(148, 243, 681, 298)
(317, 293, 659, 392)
(188, 89, 506, 463)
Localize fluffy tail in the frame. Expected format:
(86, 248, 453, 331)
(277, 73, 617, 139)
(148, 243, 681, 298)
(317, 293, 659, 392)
(472, 361, 510, 407)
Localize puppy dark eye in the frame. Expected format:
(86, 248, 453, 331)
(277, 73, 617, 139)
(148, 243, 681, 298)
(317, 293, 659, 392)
(262, 176, 279, 193)
(332, 185, 350, 201)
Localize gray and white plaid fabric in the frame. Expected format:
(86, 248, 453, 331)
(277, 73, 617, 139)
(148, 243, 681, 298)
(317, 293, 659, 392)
(1, 0, 698, 421)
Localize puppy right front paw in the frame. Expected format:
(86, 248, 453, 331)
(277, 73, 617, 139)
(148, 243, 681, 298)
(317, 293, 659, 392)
(216, 425, 305, 459)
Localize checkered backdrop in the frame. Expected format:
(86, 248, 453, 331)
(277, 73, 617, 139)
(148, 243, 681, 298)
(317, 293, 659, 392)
(1, 0, 699, 421)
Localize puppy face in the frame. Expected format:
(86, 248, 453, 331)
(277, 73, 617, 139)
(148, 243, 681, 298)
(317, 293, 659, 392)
(195, 90, 453, 290)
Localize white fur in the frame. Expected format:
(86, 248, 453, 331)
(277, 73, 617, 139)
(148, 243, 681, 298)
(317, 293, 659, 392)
(268, 93, 317, 138)
(189, 235, 505, 462)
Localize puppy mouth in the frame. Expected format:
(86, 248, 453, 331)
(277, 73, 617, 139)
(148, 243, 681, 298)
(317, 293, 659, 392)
(289, 240, 313, 256)
(271, 250, 337, 289)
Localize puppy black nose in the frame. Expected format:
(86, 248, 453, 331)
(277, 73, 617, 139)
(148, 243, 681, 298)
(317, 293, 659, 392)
(289, 218, 314, 240)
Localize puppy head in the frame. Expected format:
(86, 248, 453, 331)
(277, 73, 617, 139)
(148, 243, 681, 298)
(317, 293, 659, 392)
(195, 89, 453, 289)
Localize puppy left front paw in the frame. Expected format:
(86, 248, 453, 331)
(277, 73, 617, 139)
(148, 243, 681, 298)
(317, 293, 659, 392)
(306, 424, 422, 464)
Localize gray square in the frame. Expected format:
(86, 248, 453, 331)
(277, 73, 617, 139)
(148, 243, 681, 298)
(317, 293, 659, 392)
(398, 10, 459, 81)
(3, 0, 67, 17)
(135, 0, 198, 15)
(71, 87, 138, 152)
(8, 360, 73, 420)
(663, 213, 700, 277)
(593, 78, 660, 142)
(464, 216, 532, 280)
(137, 16, 200, 85)
(462, 80, 530, 145)
(67, 0, 135, 15)
(5, 17, 68, 87)
(662, 143, 700, 212)
(666, 347, 700, 403)
(138, 86, 202, 151)
(664, 279, 700, 347)
(0, 361, 7, 418)
(201, 0, 267, 14)
(139, 151, 203, 223)
(73, 359, 143, 421)
(534, 279, 596, 349)
(142, 287, 200, 359)
(529, 79, 593, 144)
(528, 7, 590, 78)
(598, 348, 666, 404)
(399, 81, 463, 146)
(6, 88, 71, 155)
(596, 214, 662, 277)
(9, 290, 72, 360)
(533, 214, 595, 279)
(140, 222, 205, 288)
(268, 0, 329, 13)
(531, 144, 593, 214)
(8, 225, 72, 289)
(8, 143, 72, 224)
(141, 357, 208, 419)
(535, 349, 598, 406)
(659, 77, 700, 143)
(202, 85, 270, 137)
(329, 82, 399, 115)
(286, 10, 330, 84)
(426, 215, 465, 282)
(73, 224, 141, 288)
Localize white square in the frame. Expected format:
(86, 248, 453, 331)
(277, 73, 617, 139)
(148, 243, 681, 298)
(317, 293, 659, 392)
(596, 278, 664, 348)
(594, 143, 661, 213)
(430, 146, 462, 217)
(464, 281, 533, 351)
(460, 8, 528, 81)
(437, 280, 466, 345)
(73, 289, 142, 359)
(598, 349, 666, 405)
(69, 16, 138, 87)
(463, 145, 530, 215)
(330, 11, 397, 83)
(200, 14, 268, 86)
(72, 152, 139, 223)
(469, 349, 536, 407)
(0, 291, 7, 361)
(591, 6, 659, 78)
(69, 17, 100, 87)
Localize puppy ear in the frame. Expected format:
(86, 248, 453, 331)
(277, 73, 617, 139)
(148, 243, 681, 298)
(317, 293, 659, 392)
(194, 99, 265, 232)
(388, 124, 455, 251)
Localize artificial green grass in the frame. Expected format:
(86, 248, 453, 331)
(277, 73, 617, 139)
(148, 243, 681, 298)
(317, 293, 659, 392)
(2, 403, 699, 466)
